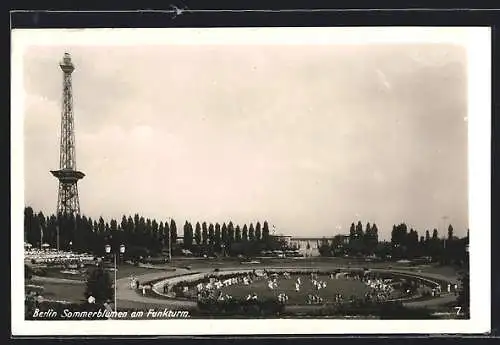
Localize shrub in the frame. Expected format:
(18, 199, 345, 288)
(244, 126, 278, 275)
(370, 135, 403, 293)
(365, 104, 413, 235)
(197, 297, 285, 317)
(143, 257, 166, 265)
(276, 300, 434, 319)
(456, 272, 470, 317)
(85, 266, 113, 304)
(25, 264, 34, 280)
(32, 268, 47, 277)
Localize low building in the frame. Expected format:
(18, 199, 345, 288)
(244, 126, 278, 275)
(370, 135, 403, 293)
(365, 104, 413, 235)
(290, 235, 350, 256)
(289, 237, 323, 257)
(270, 235, 293, 247)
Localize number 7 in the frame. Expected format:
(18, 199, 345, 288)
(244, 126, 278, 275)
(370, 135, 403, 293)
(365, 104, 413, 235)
(455, 306, 462, 315)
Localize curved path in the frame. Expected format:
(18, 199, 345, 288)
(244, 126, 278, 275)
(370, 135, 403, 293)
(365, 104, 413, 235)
(116, 267, 199, 309)
(115, 265, 459, 311)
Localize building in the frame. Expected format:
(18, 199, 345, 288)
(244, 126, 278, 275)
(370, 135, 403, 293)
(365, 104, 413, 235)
(270, 235, 293, 247)
(290, 235, 350, 257)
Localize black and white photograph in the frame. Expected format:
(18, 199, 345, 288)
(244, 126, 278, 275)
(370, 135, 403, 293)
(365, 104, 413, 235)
(11, 27, 490, 335)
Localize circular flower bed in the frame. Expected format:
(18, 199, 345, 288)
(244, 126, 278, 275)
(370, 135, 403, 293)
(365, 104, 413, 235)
(150, 267, 448, 306)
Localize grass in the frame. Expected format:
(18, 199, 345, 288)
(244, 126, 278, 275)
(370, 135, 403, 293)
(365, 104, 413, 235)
(170, 256, 459, 276)
(176, 273, 406, 305)
(28, 263, 167, 303)
(113, 264, 166, 279)
(218, 275, 374, 304)
(33, 267, 86, 281)
(34, 263, 164, 281)
(34, 282, 87, 303)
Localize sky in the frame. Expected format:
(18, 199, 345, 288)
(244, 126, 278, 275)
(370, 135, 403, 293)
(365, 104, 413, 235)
(22, 41, 469, 240)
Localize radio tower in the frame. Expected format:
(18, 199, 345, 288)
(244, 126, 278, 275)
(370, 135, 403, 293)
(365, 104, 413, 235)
(51, 53, 85, 216)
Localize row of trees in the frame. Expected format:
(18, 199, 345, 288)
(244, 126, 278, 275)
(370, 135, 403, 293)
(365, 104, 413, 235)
(24, 207, 178, 256)
(24, 207, 469, 263)
(181, 221, 273, 256)
(318, 220, 469, 265)
(318, 221, 379, 257)
(24, 207, 278, 258)
(390, 223, 468, 263)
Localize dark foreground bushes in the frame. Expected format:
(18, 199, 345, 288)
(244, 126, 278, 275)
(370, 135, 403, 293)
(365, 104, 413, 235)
(335, 301, 433, 319)
(285, 301, 434, 319)
(292, 302, 434, 320)
(196, 298, 285, 317)
(195, 298, 434, 319)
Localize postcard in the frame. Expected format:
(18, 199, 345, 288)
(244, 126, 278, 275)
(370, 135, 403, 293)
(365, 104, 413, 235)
(11, 27, 491, 335)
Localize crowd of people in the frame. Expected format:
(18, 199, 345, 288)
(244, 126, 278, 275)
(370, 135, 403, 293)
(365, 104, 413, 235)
(361, 277, 397, 302)
(192, 272, 260, 301)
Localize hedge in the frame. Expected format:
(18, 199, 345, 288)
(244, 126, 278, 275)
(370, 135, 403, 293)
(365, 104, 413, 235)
(196, 297, 285, 317)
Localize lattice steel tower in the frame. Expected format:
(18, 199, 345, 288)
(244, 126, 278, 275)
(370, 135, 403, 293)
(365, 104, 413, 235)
(51, 53, 85, 215)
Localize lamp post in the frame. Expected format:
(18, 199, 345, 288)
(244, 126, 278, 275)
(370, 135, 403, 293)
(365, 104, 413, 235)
(105, 243, 125, 312)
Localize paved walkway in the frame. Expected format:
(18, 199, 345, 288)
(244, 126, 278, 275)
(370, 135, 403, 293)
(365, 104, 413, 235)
(115, 268, 199, 309)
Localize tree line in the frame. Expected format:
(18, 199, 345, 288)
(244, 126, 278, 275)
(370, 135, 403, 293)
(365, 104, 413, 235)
(24, 207, 469, 264)
(318, 220, 469, 266)
(318, 221, 379, 257)
(24, 207, 282, 259)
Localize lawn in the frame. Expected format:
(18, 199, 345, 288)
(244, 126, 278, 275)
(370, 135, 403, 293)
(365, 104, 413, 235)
(170, 256, 460, 275)
(27, 263, 166, 303)
(37, 268, 86, 281)
(113, 264, 167, 279)
(35, 282, 87, 303)
(36, 263, 163, 281)
(217, 275, 376, 305)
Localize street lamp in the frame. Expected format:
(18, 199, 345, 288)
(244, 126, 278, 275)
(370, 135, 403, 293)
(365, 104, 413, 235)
(105, 243, 125, 312)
